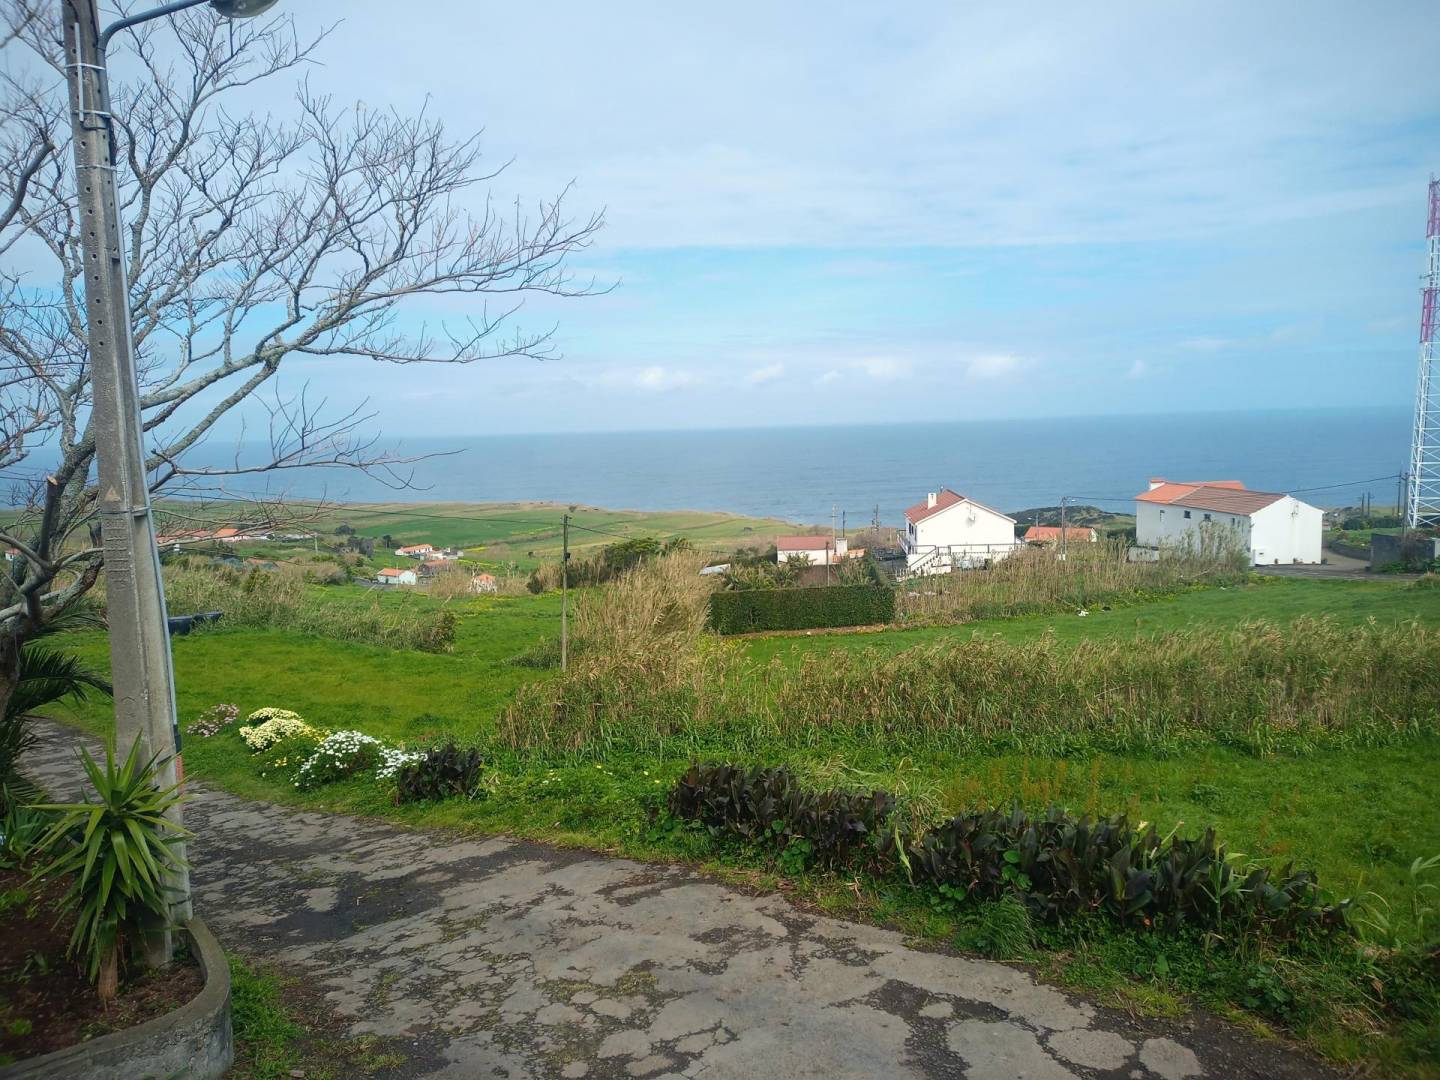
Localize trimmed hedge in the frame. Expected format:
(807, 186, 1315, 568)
(709, 584, 895, 634)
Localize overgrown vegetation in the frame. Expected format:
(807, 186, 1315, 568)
(157, 567, 457, 652)
(527, 535, 695, 592)
(897, 537, 1247, 625)
(502, 615, 1439, 758)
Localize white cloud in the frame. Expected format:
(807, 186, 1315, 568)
(817, 369, 843, 385)
(634, 365, 698, 391)
(1126, 359, 1149, 379)
(854, 357, 912, 380)
(743, 363, 785, 386)
(964, 354, 1024, 380)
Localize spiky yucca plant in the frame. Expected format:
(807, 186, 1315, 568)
(32, 742, 188, 1000)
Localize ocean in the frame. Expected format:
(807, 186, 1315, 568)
(201, 407, 1411, 526)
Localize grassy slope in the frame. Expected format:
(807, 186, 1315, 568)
(743, 576, 1440, 664)
(47, 576, 1440, 919)
(45, 574, 1440, 1072)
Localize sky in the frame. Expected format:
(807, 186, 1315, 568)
(99, 1, 1440, 434)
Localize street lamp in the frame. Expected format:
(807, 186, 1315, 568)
(62, 0, 282, 968)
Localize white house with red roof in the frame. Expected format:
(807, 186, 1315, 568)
(1135, 478, 1321, 565)
(902, 489, 1019, 574)
(395, 543, 436, 559)
(1023, 525, 1098, 545)
(776, 535, 847, 565)
(376, 567, 418, 586)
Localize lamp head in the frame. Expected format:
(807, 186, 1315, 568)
(209, 0, 281, 17)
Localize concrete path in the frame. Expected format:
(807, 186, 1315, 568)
(23, 722, 1330, 1079)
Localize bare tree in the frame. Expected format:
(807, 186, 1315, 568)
(0, 2, 603, 712)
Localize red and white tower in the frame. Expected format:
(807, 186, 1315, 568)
(1406, 178, 1440, 528)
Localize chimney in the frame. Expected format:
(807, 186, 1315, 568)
(1147, 477, 1166, 491)
(927, 492, 938, 508)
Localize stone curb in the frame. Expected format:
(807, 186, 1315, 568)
(2, 918, 234, 1080)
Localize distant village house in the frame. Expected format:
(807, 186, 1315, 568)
(395, 543, 436, 558)
(902, 489, 1018, 573)
(775, 535, 863, 566)
(471, 573, 498, 594)
(1134, 478, 1321, 565)
(1023, 525, 1098, 545)
(376, 567, 418, 586)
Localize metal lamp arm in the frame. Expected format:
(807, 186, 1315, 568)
(98, 0, 210, 53)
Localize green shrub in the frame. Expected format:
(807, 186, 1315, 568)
(32, 742, 189, 1000)
(668, 762, 896, 869)
(667, 766, 1351, 941)
(708, 584, 895, 634)
(294, 730, 385, 789)
(910, 803, 1349, 937)
(394, 743, 486, 803)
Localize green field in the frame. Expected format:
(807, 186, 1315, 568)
(744, 576, 1440, 663)
(153, 500, 804, 572)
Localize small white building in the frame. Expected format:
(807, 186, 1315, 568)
(902, 489, 1019, 573)
(1134, 478, 1322, 565)
(376, 567, 418, 586)
(776, 535, 847, 566)
(395, 544, 435, 559)
(471, 572, 498, 593)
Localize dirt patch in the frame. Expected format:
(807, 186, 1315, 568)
(0, 866, 203, 1066)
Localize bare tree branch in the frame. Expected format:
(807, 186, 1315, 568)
(0, 0, 605, 653)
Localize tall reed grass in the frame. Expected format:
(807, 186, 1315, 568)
(498, 615, 1440, 760)
(898, 538, 1247, 625)
(157, 567, 456, 652)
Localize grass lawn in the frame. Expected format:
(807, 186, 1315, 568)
(743, 576, 1440, 665)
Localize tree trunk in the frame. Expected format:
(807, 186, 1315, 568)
(98, 941, 118, 1003)
(0, 632, 21, 726)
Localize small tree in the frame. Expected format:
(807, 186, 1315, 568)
(0, 4, 602, 717)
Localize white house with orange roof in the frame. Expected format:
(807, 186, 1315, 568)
(901, 489, 1019, 574)
(376, 567, 418, 586)
(1135, 478, 1322, 565)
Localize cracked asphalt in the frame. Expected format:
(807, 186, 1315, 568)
(24, 722, 1332, 1079)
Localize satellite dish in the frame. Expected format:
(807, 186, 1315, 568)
(210, 0, 281, 17)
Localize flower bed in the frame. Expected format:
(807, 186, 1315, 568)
(0, 866, 203, 1067)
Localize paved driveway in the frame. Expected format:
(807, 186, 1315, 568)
(23, 722, 1331, 1079)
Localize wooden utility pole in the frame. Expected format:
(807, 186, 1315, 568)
(560, 514, 570, 671)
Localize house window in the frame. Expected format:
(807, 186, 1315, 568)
(1203, 513, 1212, 521)
(1183, 510, 1191, 519)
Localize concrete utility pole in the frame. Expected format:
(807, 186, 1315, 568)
(63, 0, 281, 965)
(64, 0, 189, 963)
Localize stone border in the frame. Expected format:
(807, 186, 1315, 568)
(5, 919, 233, 1080)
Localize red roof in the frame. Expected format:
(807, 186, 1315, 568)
(903, 489, 1014, 525)
(776, 535, 833, 551)
(397, 544, 433, 554)
(1135, 480, 1285, 516)
(212, 527, 240, 539)
(377, 567, 411, 577)
(1024, 526, 1096, 542)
